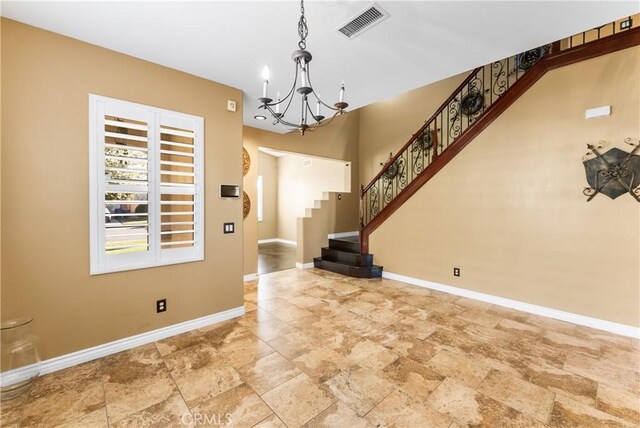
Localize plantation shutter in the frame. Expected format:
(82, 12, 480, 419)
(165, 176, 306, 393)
(90, 95, 204, 274)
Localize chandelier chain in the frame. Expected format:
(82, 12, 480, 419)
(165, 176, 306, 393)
(297, 0, 308, 50)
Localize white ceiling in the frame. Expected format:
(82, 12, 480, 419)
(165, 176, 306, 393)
(3, 1, 638, 133)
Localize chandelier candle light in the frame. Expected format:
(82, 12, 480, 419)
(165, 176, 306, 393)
(258, 0, 348, 135)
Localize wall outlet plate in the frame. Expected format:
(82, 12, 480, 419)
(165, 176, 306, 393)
(453, 267, 460, 277)
(156, 299, 167, 313)
(223, 222, 235, 234)
(227, 100, 237, 112)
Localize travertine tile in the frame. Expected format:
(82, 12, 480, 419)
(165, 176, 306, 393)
(237, 352, 300, 395)
(267, 331, 316, 359)
(425, 349, 492, 388)
(380, 334, 438, 365)
(542, 330, 600, 357)
(524, 362, 597, 406)
(525, 315, 577, 335)
(155, 330, 204, 357)
(163, 343, 242, 403)
(477, 369, 556, 423)
(564, 352, 639, 392)
(302, 401, 372, 428)
(189, 384, 272, 428)
(366, 389, 452, 428)
(101, 346, 178, 423)
(111, 392, 191, 428)
(495, 318, 543, 339)
(253, 413, 287, 428)
(600, 345, 640, 372)
(596, 384, 640, 424)
(56, 408, 109, 428)
(549, 394, 634, 427)
(324, 367, 395, 416)
(216, 334, 275, 370)
(19, 361, 104, 427)
(426, 377, 546, 427)
(293, 347, 350, 383)
(344, 339, 399, 370)
(456, 309, 501, 327)
(0, 394, 27, 428)
(382, 356, 444, 401)
(262, 373, 335, 428)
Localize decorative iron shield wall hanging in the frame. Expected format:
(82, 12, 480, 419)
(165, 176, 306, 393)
(583, 138, 640, 202)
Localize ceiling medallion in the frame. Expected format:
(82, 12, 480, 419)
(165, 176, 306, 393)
(257, 0, 349, 136)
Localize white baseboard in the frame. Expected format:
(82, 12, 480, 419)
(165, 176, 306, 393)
(296, 262, 315, 270)
(383, 271, 639, 339)
(0, 306, 245, 387)
(328, 231, 359, 239)
(258, 238, 297, 247)
(243, 273, 258, 282)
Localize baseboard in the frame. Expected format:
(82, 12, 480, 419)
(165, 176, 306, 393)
(258, 238, 297, 247)
(296, 262, 315, 270)
(328, 231, 359, 239)
(243, 273, 258, 282)
(0, 306, 245, 387)
(382, 271, 639, 339)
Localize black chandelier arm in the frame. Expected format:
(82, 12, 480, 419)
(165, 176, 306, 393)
(305, 64, 342, 112)
(260, 104, 303, 129)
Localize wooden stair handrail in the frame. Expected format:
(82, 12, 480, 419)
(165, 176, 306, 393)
(360, 26, 640, 253)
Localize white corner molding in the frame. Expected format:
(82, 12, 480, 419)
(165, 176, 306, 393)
(258, 238, 297, 247)
(0, 306, 245, 387)
(382, 271, 639, 339)
(328, 231, 359, 239)
(296, 262, 315, 270)
(243, 273, 258, 282)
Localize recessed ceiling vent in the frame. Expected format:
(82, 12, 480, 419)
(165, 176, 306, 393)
(337, 3, 389, 39)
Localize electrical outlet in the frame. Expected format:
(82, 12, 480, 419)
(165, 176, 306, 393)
(156, 299, 167, 313)
(223, 222, 235, 234)
(227, 100, 237, 112)
(453, 267, 460, 277)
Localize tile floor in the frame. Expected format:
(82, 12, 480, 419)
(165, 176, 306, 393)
(1, 268, 639, 427)
(258, 243, 296, 275)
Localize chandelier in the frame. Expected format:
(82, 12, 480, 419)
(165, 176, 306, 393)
(257, 0, 348, 135)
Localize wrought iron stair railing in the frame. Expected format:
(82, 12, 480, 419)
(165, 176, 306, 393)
(359, 16, 639, 253)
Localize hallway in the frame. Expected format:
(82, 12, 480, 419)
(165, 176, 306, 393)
(258, 242, 296, 275)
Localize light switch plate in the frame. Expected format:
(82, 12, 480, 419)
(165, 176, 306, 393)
(227, 100, 237, 112)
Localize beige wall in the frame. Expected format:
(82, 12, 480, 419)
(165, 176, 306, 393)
(257, 151, 277, 241)
(359, 72, 467, 184)
(242, 141, 259, 275)
(1, 19, 245, 359)
(242, 115, 360, 272)
(277, 155, 351, 242)
(297, 194, 341, 264)
(369, 47, 640, 327)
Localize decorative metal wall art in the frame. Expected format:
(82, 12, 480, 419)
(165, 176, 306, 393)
(515, 46, 548, 71)
(380, 152, 399, 179)
(243, 191, 251, 218)
(242, 147, 250, 177)
(583, 138, 640, 202)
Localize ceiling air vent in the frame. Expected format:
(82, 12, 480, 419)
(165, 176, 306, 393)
(337, 3, 389, 39)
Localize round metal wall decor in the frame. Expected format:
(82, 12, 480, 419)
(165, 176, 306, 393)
(460, 90, 484, 116)
(384, 162, 399, 179)
(421, 130, 434, 151)
(242, 147, 251, 177)
(243, 191, 251, 218)
(515, 46, 547, 71)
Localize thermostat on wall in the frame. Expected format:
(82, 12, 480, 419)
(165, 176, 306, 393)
(220, 184, 240, 198)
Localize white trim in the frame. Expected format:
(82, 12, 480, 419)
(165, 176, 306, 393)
(296, 262, 315, 270)
(0, 306, 244, 387)
(328, 231, 359, 239)
(243, 273, 258, 282)
(382, 271, 640, 339)
(258, 238, 297, 247)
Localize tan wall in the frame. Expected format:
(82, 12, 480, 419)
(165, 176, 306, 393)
(277, 155, 351, 242)
(297, 194, 340, 264)
(257, 151, 277, 241)
(242, 114, 360, 267)
(1, 19, 245, 360)
(369, 47, 640, 327)
(358, 73, 468, 184)
(242, 141, 259, 275)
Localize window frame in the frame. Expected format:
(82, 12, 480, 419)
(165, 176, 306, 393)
(89, 94, 205, 275)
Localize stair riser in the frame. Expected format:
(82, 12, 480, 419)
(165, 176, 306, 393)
(313, 258, 382, 279)
(321, 248, 373, 267)
(328, 239, 360, 253)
